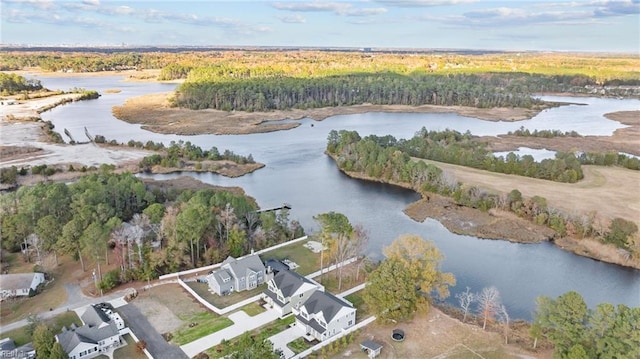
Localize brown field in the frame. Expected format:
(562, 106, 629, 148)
(112, 92, 547, 136)
(132, 283, 206, 334)
(334, 308, 550, 359)
(419, 160, 640, 229)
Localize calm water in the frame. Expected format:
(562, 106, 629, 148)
(39, 75, 640, 320)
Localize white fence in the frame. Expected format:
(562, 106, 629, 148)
(159, 236, 308, 280)
(291, 316, 377, 359)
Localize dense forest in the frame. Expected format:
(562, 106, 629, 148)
(174, 72, 548, 111)
(532, 291, 640, 358)
(326, 130, 639, 257)
(0, 170, 303, 287)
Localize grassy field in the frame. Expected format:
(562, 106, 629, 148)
(261, 240, 321, 275)
(185, 281, 266, 308)
(0, 311, 81, 346)
(172, 312, 233, 345)
(420, 159, 640, 228)
(113, 334, 147, 359)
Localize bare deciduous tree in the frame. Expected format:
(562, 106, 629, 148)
(476, 286, 501, 330)
(455, 286, 476, 323)
(498, 304, 510, 344)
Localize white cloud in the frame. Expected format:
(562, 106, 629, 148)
(3, 0, 56, 10)
(374, 0, 475, 7)
(271, 1, 387, 16)
(277, 14, 307, 23)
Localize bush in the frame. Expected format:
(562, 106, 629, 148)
(603, 218, 638, 249)
(98, 270, 121, 291)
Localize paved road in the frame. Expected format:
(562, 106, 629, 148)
(0, 287, 135, 334)
(117, 303, 188, 359)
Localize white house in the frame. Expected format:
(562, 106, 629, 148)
(207, 254, 266, 295)
(0, 338, 35, 359)
(0, 273, 46, 300)
(56, 305, 122, 359)
(263, 269, 322, 317)
(294, 290, 356, 342)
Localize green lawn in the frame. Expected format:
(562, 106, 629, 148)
(206, 316, 296, 358)
(1, 311, 82, 346)
(239, 302, 266, 316)
(172, 311, 233, 345)
(261, 240, 321, 275)
(186, 281, 266, 309)
(113, 334, 147, 359)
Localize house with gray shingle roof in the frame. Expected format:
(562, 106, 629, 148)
(0, 338, 35, 359)
(207, 254, 266, 295)
(263, 269, 322, 317)
(294, 290, 356, 342)
(0, 273, 45, 300)
(55, 305, 122, 359)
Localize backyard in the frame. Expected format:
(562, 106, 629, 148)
(185, 280, 266, 309)
(260, 239, 322, 275)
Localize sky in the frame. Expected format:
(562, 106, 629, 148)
(1, 0, 639, 52)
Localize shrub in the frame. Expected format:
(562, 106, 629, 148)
(98, 270, 121, 291)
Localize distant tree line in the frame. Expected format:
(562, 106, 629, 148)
(578, 151, 640, 170)
(0, 73, 42, 95)
(507, 126, 582, 138)
(174, 72, 548, 112)
(330, 128, 585, 183)
(326, 130, 639, 257)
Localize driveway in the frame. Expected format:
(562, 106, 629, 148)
(267, 324, 305, 359)
(117, 303, 188, 359)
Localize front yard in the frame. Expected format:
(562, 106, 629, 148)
(0, 311, 82, 346)
(205, 316, 296, 358)
(171, 311, 233, 345)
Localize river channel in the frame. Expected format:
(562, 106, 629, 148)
(37, 75, 640, 320)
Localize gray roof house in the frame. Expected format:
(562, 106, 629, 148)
(263, 269, 322, 317)
(0, 338, 35, 359)
(0, 273, 45, 300)
(207, 254, 266, 295)
(294, 290, 356, 342)
(56, 305, 122, 359)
